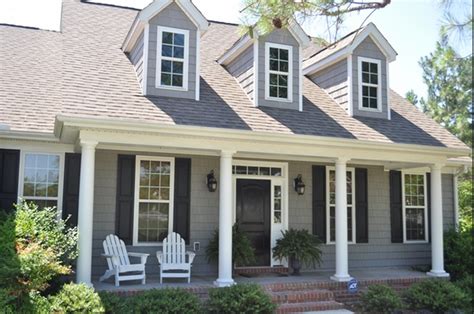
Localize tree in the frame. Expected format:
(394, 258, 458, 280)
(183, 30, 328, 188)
(240, 0, 391, 43)
(405, 90, 419, 106)
(439, 0, 472, 47)
(411, 37, 472, 148)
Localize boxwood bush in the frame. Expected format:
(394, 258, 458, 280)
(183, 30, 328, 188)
(207, 284, 275, 314)
(403, 279, 469, 313)
(444, 228, 474, 280)
(49, 283, 104, 313)
(359, 284, 402, 313)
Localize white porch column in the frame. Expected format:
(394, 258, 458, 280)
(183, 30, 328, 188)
(76, 140, 98, 286)
(427, 164, 449, 277)
(331, 158, 351, 282)
(214, 150, 235, 287)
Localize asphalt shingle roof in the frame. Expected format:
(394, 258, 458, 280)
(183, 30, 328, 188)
(0, 0, 468, 150)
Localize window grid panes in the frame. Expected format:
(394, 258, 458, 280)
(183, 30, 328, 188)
(274, 185, 282, 223)
(22, 153, 60, 208)
(232, 165, 282, 177)
(138, 159, 172, 243)
(361, 61, 379, 109)
(268, 47, 289, 99)
(328, 170, 354, 242)
(404, 174, 426, 241)
(160, 31, 185, 87)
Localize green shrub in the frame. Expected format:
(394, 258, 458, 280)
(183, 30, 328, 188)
(98, 291, 128, 314)
(207, 223, 256, 267)
(359, 284, 402, 313)
(49, 283, 104, 313)
(454, 275, 473, 312)
(403, 279, 469, 312)
(207, 284, 276, 314)
(444, 228, 474, 280)
(127, 288, 202, 313)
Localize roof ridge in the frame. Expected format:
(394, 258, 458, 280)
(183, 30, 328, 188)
(0, 23, 60, 33)
(80, 0, 140, 11)
(306, 27, 362, 60)
(208, 19, 240, 27)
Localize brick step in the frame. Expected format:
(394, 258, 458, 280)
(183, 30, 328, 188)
(264, 282, 328, 292)
(271, 289, 335, 304)
(234, 266, 289, 276)
(276, 300, 345, 313)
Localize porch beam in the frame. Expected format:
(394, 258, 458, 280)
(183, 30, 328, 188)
(214, 150, 235, 287)
(76, 140, 98, 286)
(331, 158, 352, 282)
(427, 163, 449, 277)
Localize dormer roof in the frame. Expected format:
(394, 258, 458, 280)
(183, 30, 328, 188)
(218, 19, 311, 66)
(303, 23, 397, 75)
(122, 0, 208, 53)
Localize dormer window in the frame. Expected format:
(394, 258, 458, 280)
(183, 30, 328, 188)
(156, 26, 189, 90)
(265, 43, 293, 102)
(358, 57, 381, 111)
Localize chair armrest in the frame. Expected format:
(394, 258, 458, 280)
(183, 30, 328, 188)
(156, 252, 163, 264)
(101, 253, 120, 267)
(186, 251, 196, 264)
(128, 252, 149, 265)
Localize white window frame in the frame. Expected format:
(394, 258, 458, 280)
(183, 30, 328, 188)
(326, 167, 356, 245)
(18, 151, 65, 216)
(402, 172, 429, 244)
(265, 42, 293, 103)
(133, 156, 175, 246)
(155, 26, 189, 91)
(358, 56, 382, 112)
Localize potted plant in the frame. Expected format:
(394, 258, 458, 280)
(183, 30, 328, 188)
(272, 229, 322, 275)
(206, 223, 256, 269)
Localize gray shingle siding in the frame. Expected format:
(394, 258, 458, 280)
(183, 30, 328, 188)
(257, 29, 300, 110)
(226, 45, 254, 100)
(146, 2, 197, 99)
(129, 31, 144, 88)
(309, 59, 348, 111)
(92, 152, 456, 277)
(352, 36, 388, 119)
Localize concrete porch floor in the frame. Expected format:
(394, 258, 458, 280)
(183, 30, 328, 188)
(93, 267, 430, 292)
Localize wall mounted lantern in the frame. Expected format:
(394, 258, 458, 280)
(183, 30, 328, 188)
(294, 174, 305, 195)
(207, 170, 218, 192)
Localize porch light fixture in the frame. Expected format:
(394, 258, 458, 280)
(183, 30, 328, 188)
(294, 174, 305, 195)
(207, 170, 218, 192)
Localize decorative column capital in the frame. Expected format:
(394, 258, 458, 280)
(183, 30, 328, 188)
(335, 157, 350, 165)
(430, 163, 444, 171)
(80, 140, 98, 149)
(220, 150, 235, 158)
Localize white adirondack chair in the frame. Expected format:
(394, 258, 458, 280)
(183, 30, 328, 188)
(100, 234, 149, 287)
(156, 232, 196, 283)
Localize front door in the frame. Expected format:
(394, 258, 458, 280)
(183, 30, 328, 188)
(236, 179, 271, 266)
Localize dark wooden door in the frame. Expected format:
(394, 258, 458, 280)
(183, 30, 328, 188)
(236, 179, 271, 266)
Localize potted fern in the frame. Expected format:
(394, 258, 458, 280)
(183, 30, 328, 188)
(272, 229, 322, 275)
(206, 223, 256, 269)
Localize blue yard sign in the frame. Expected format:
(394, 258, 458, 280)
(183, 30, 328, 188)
(347, 278, 358, 293)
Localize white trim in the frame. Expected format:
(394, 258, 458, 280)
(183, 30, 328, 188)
(195, 29, 201, 101)
(155, 26, 190, 91)
(298, 46, 303, 111)
(357, 57, 382, 112)
(303, 22, 397, 76)
(231, 160, 288, 267)
(401, 172, 429, 244)
(264, 42, 293, 103)
(347, 55, 353, 116)
(142, 24, 150, 95)
(453, 174, 459, 230)
(386, 61, 391, 120)
(18, 151, 65, 218)
(253, 39, 259, 107)
(326, 167, 356, 245)
(133, 156, 175, 246)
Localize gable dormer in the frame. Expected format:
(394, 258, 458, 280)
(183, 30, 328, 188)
(123, 0, 208, 100)
(218, 21, 311, 111)
(303, 23, 397, 120)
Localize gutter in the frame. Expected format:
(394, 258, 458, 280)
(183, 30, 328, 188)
(0, 129, 59, 142)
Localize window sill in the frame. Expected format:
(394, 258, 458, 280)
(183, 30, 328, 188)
(326, 242, 357, 245)
(358, 106, 382, 113)
(403, 240, 429, 244)
(155, 84, 189, 92)
(265, 96, 293, 103)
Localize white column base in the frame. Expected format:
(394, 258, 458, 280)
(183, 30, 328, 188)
(330, 274, 352, 282)
(427, 270, 450, 278)
(214, 278, 235, 287)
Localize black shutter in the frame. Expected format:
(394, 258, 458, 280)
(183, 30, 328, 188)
(355, 168, 368, 243)
(174, 158, 191, 244)
(62, 153, 81, 226)
(116, 155, 135, 245)
(312, 165, 326, 242)
(0, 149, 20, 213)
(389, 170, 403, 243)
(426, 173, 431, 242)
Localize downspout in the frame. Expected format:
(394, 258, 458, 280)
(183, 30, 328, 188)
(453, 165, 468, 231)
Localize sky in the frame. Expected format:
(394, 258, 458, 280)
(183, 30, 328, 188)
(0, 0, 471, 99)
